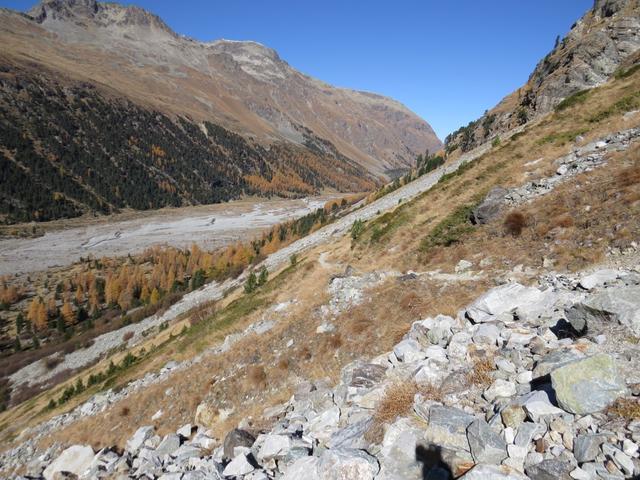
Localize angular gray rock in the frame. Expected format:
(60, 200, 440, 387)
(425, 405, 475, 451)
(574, 434, 609, 463)
(465, 283, 546, 323)
(223, 428, 256, 460)
(126, 426, 155, 454)
(317, 448, 379, 480)
(551, 354, 626, 414)
(467, 419, 508, 464)
(350, 364, 387, 389)
(470, 187, 508, 225)
(458, 464, 529, 479)
(581, 286, 640, 335)
(222, 453, 255, 477)
(43, 445, 95, 480)
(525, 458, 574, 480)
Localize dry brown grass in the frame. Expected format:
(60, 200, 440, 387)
(607, 398, 640, 421)
(467, 357, 495, 387)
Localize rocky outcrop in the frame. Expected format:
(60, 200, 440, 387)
(445, 0, 640, 153)
(26, 263, 640, 479)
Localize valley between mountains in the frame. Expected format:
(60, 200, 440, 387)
(0, 1, 640, 480)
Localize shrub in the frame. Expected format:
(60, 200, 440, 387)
(122, 331, 134, 342)
(289, 254, 298, 266)
(555, 89, 590, 111)
(120, 406, 130, 417)
(247, 365, 267, 388)
(420, 204, 476, 251)
(504, 211, 527, 237)
(257, 266, 268, 286)
(350, 219, 365, 240)
(492, 136, 501, 148)
(244, 272, 258, 294)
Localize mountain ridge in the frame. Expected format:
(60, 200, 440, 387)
(0, 0, 441, 223)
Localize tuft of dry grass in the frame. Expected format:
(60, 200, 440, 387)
(467, 357, 495, 387)
(607, 398, 640, 421)
(122, 331, 134, 342)
(373, 382, 418, 425)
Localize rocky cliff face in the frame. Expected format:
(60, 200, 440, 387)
(2, 0, 442, 178)
(445, 0, 640, 153)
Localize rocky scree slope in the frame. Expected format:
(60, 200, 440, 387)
(445, 0, 640, 153)
(26, 263, 640, 480)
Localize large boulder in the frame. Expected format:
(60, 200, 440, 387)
(551, 354, 626, 414)
(43, 445, 95, 480)
(470, 187, 508, 225)
(580, 286, 640, 335)
(465, 283, 546, 323)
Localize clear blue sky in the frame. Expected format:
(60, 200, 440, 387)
(2, 0, 593, 140)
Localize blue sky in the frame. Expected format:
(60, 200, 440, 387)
(2, 0, 592, 140)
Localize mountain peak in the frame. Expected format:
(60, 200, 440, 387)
(28, 0, 98, 22)
(28, 0, 173, 35)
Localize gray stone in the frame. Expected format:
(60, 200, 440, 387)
(459, 464, 529, 479)
(470, 187, 508, 225)
(565, 303, 613, 334)
(281, 457, 320, 480)
(525, 458, 574, 480)
(583, 286, 640, 335)
(306, 405, 340, 444)
(466, 283, 546, 323)
(473, 323, 501, 345)
(484, 379, 517, 402)
(579, 270, 620, 290)
(377, 418, 424, 480)
(573, 434, 607, 463)
(317, 448, 379, 480)
(126, 426, 155, 454)
(327, 416, 373, 450)
(519, 390, 564, 421)
(393, 339, 425, 363)
(467, 419, 508, 464)
(155, 434, 181, 457)
(222, 453, 254, 477)
(551, 354, 626, 414)
(425, 405, 475, 451)
(223, 428, 255, 460)
(350, 364, 387, 389)
(515, 422, 545, 448)
(533, 350, 584, 379)
(256, 434, 291, 464)
(43, 445, 95, 480)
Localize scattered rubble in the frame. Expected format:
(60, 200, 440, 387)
(22, 264, 640, 479)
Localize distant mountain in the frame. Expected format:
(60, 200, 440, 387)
(0, 0, 442, 223)
(445, 0, 640, 153)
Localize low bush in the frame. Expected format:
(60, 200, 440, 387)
(504, 211, 527, 237)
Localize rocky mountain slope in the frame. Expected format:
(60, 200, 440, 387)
(445, 0, 640, 153)
(0, 0, 442, 223)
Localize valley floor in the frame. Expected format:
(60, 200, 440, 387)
(0, 196, 340, 277)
